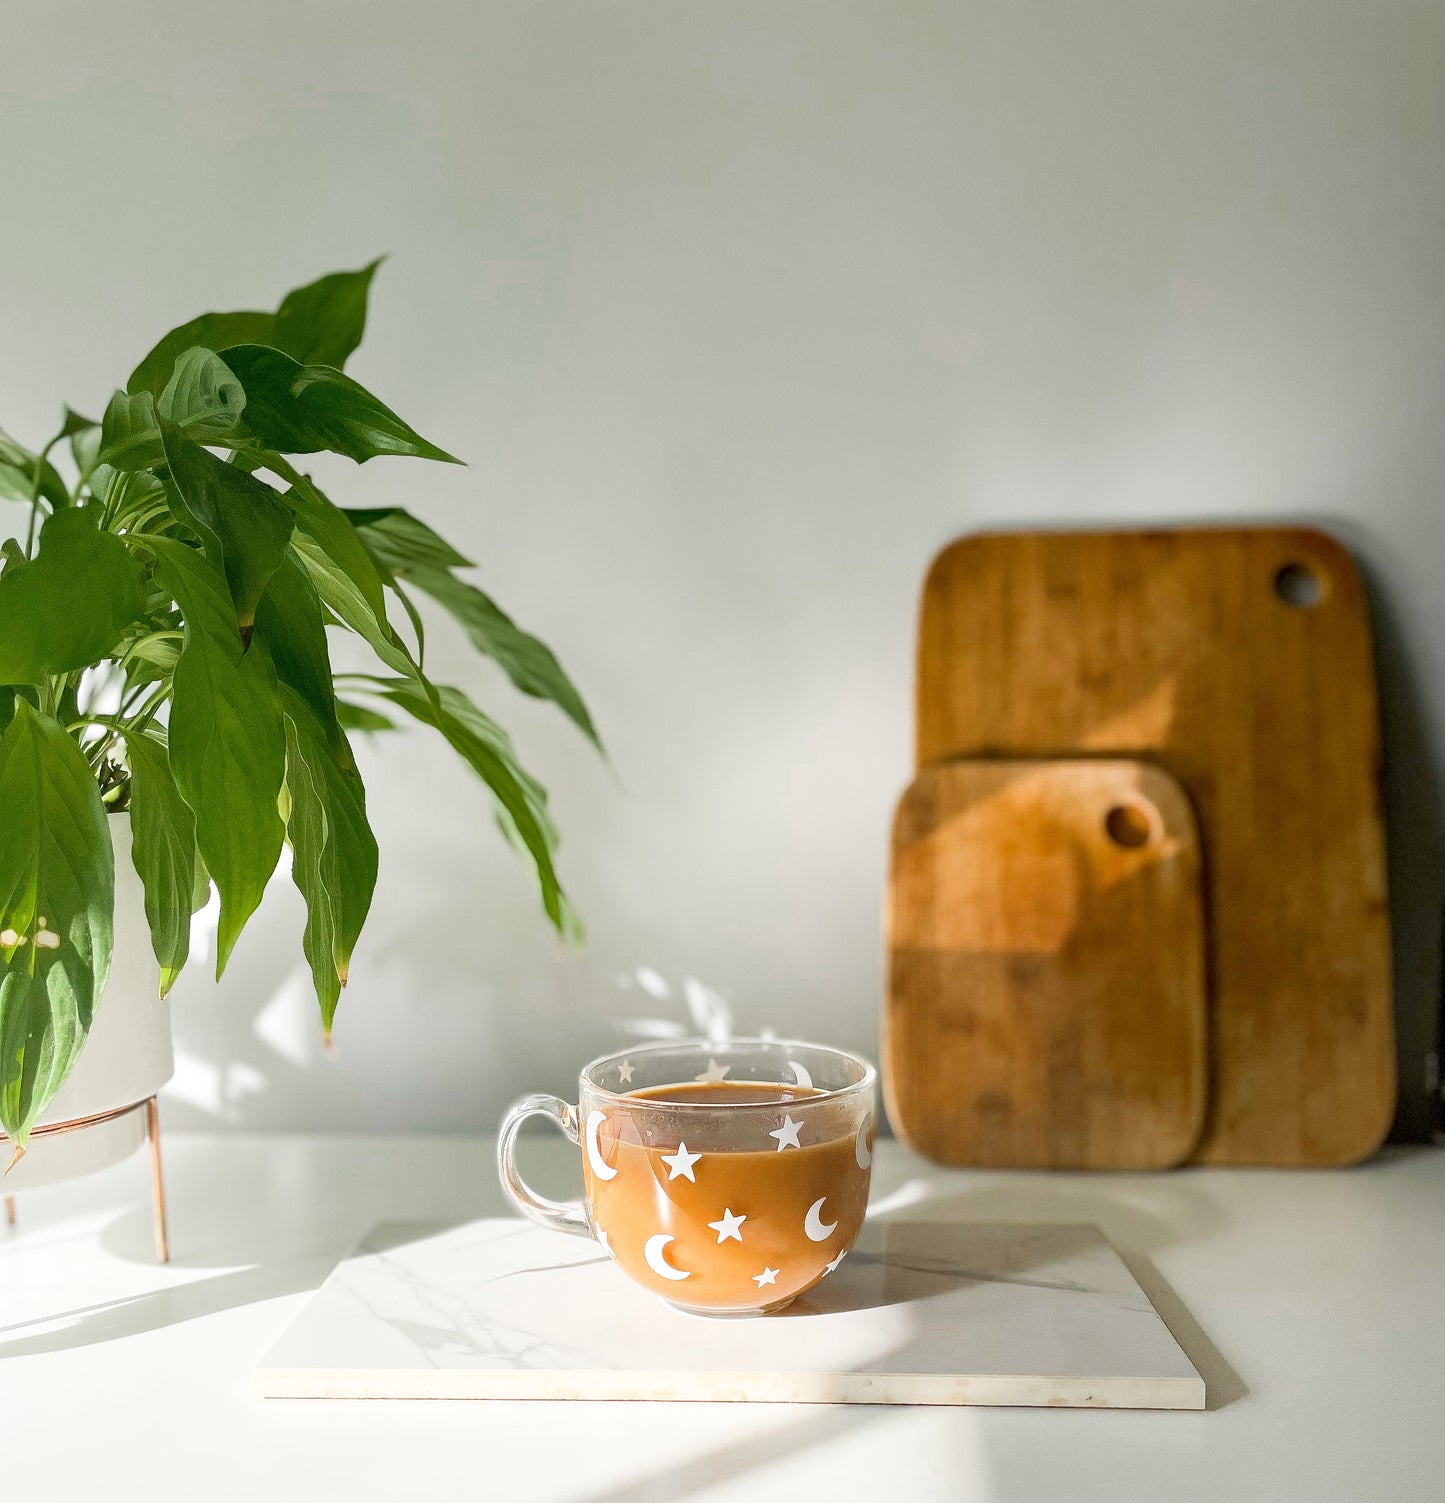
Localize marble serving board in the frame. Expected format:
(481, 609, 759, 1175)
(257, 1218, 1203, 1409)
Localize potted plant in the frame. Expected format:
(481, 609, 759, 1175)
(0, 260, 599, 1185)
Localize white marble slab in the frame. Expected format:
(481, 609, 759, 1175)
(257, 1218, 1202, 1408)
(257, 1217, 1204, 1408)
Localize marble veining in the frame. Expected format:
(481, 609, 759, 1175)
(257, 1219, 1205, 1408)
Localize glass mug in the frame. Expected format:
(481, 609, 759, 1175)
(498, 1038, 876, 1316)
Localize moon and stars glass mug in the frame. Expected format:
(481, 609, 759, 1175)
(498, 1038, 876, 1316)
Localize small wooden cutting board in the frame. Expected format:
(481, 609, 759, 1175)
(885, 758, 1207, 1170)
(914, 527, 1394, 1165)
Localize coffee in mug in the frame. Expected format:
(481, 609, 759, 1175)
(499, 1039, 875, 1315)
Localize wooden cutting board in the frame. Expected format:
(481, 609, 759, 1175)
(914, 527, 1394, 1166)
(886, 758, 1207, 1170)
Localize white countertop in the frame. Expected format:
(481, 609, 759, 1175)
(2, 1133, 1441, 1502)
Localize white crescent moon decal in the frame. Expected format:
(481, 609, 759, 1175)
(855, 1116, 872, 1169)
(804, 1197, 838, 1242)
(643, 1233, 691, 1281)
(585, 1110, 617, 1181)
(788, 1059, 813, 1089)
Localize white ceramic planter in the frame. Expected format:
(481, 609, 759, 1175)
(4, 814, 173, 1193)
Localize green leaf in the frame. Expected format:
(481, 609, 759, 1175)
(341, 507, 597, 748)
(159, 421, 293, 635)
(0, 429, 67, 511)
(254, 550, 348, 765)
(100, 350, 248, 475)
(0, 686, 36, 732)
(67, 410, 102, 479)
(336, 699, 395, 733)
(89, 464, 167, 530)
(280, 474, 419, 680)
(221, 345, 460, 465)
(128, 310, 275, 398)
(141, 537, 286, 974)
(271, 259, 383, 369)
(280, 685, 378, 1033)
(369, 676, 571, 933)
(157, 347, 247, 441)
(388, 574, 427, 665)
(120, 629, 182, 688)
(97, 389, 163, 471)
(122, 732, 199, 997)
(345, 506, 472, 570)
(59, 407, 97, 440)
(0, 509, 146, 685)
(0, 701, 114, 1144)
(409, 566, 601, 751)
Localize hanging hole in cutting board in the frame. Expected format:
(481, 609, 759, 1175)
(1104, 802, 1153, 849)
(1273, 562, 1323, 608)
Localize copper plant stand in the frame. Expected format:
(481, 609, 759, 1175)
(1, 1095, 169, 1262)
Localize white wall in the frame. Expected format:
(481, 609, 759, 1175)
(3, 1, 1442, 1135)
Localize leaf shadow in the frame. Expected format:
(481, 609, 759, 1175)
(0, 1257, 314, 1360)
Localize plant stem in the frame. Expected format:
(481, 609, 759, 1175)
(67, 713, 137, 737)
(119, 678, 154, 717)
(85, 731, 118, 770)
(70, 692, 170, 746)
(74, 454, 101, 505)
(123, 682, 170, 738)
(22, 431, 63, 556)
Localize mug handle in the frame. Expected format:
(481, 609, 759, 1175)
(497, 1093, 592, 1238)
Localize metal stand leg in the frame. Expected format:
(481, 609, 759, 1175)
(1, 1097, 170, 1256)
(145, 1096, 169, 1263)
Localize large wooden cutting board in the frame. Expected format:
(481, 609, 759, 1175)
(886, 758, 1207, 1169)
(915, 527, 1394, 1166)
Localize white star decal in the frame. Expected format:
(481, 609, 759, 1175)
(707, 1208, 747, 1243)
(753, 1266, 779, 1288)
(824, 1249, 846, 1274)
(769, 1115, 803, 1151)
(617, 1061, 635, 1085)
(661, 1141, 701, 1181)
(694, 1058, 730, 1084)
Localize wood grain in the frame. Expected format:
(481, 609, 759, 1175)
(886, 758, 1207, 1170)
(914, 528, 1394, 1165)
